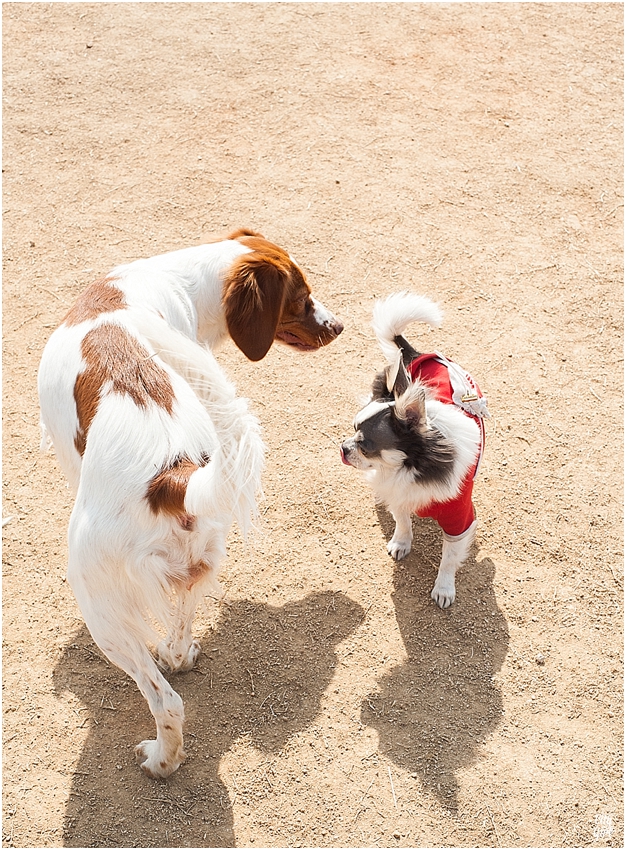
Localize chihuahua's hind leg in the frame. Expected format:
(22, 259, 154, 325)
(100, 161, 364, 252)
(431, 520, 476, 608)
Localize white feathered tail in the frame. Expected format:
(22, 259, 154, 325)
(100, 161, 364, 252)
(372, 292, 443, 390)
(129, 309, 264, 537)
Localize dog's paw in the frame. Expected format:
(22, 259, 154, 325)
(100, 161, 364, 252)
(387, 538, 412, 560)
(135, 739, 185, 779)
(431, 580, 456, 609)
(176, 639, 201, 671)
(157, 639, 201, 673)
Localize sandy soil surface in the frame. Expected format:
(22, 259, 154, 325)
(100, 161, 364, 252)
(2, 3, 623, 847)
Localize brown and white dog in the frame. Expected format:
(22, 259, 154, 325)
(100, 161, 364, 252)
(37, 229, 342, 778)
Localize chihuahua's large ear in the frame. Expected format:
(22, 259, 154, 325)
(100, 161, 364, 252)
(394, 382, 428, 431)
(386, 349, 411, 397)
(223, 251, 288, 361)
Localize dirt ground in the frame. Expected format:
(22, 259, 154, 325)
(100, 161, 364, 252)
(2, 3, 623, 848)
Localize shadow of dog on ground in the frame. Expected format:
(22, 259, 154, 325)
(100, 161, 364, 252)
(54, 590, 363, 848)
(361, 507, 509, 811)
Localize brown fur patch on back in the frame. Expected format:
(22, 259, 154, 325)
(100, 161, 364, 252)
(73, 323, 175, 456)
(64, 277, 126, 326)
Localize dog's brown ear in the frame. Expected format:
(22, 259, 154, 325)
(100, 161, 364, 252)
(394, 383, 427, 430)
(223, 252, 288, 361)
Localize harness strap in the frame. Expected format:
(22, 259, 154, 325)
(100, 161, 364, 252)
(433, 352, 489, 478)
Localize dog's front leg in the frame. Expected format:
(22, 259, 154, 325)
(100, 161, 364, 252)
(431, 520, 476, 608)
(157, 585, 203, 673)
(387, 509, 413, 560)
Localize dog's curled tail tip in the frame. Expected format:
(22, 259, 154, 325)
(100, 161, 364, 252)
(372, 292, 443, 364)
(372, 292, 443, 341)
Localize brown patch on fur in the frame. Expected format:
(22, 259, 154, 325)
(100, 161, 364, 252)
(63, 277, 126, 326)
(275, 275, 341, 349)
(146, 454, 210, 518)
(139, 764, 158, 779)
(146, 456, 199, 517)
(177, 513, 196, 531)
(227, 227, 265, 242)
(196, 227, 264, 245)
(73, 323, 175, 456)
(187, 560, 211, 587)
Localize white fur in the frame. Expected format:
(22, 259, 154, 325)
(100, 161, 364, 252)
(311, 296, 335, 327)
(372, 291, 442, 366)
(354, 399, 392, 430)
(128, 309, 263, 536)
(38, 320, 93, 490)
(111, 240, 252, 347)
(431, 521, 477, 608)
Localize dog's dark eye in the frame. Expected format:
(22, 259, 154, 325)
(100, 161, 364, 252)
(293, 296, 310, 315)
(357, 438, 375, 456)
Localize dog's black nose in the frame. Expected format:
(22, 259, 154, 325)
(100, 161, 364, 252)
(331, 320, 344, 337)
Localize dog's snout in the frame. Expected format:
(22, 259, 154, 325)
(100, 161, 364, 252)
(312, 298, 343, 339)
(340, 442, 353, 466)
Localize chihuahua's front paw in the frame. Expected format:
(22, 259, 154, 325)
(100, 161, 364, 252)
(387, 537, 412, 560)
(431, 578, 456, 609)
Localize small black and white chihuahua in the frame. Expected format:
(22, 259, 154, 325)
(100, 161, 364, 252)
(340, 293, 490, 608)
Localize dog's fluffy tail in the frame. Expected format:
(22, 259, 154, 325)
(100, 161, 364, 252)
(129, 309, 264, 537)
(372, 292, 442, 365)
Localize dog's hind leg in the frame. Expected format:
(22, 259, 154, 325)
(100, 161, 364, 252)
(67, 550, 187, 778)
(431, 520, 476, 609)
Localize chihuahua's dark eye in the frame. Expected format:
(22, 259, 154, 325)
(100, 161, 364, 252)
(357, 438, 375, 456)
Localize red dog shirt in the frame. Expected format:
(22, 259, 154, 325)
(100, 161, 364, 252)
(407, 353, 488, 539)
